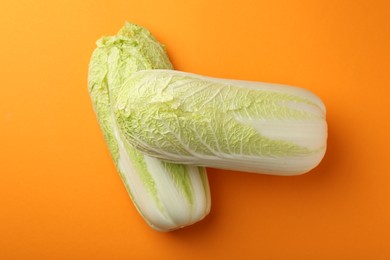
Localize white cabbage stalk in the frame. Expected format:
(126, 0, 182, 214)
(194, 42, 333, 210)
(114, 70, 327, 175)
(88, 23, 210, 231)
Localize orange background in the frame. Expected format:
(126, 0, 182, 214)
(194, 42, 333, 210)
(1, 0, 390, 259)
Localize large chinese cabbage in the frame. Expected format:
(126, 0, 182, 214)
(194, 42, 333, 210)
(114, 70, 327, 175)
(88, 23, 210, 231)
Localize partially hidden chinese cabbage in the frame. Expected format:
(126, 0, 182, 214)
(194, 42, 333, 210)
(114, 70, 327, 175)
(88, 23, 211, 231)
